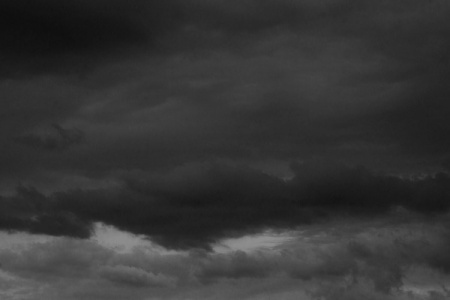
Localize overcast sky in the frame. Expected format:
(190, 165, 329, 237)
(1, 1, 450, 299)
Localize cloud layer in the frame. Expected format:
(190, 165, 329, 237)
(1, 0, 450, 184)
(1, 1, 450, 298)
(1, 216, 449, 300)
(1, 162, 449, 249)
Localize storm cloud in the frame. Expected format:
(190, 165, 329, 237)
(1, 0, 450, 177)
(1, 162, 449, 249)
(1, 1, 450, 298)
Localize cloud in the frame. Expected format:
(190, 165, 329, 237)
(1, 161, 450, 250)
(0, 1, 151, 53)
(197, 250, 272, 282)
(0, 0, 449, 185)
(99, 265, 176, 288)
(0, 238, 112, 280)
(0, 186, 92, 238)
(1, 1, 450, 299)
(14, 124, 84, 152)
(2, 0, 448, 77)
(1, 217, 450, 299)
(0, 0, 167, 77)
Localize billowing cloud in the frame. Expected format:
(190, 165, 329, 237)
(1, 217, 450, 299)
(1, 1, 450, 298)
(1, 162, 449, 249)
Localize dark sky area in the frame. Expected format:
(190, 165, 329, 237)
(1, 1, 450, 299)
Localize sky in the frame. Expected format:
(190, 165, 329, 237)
(1, 0, 450, 299)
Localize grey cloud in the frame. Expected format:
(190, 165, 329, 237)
(197, 251, 271, 282)
(0, 186, 92, 239)
(194, 219, 450, 295)
(2, 0, 450, 299)
(1, 162, 450, 250)
(196, 247, 355, 283)
(1, 219, 450, 299)
(14, 124, 84, 152)
(0, 239, 112, 280)
(99, 265, 176, 288)
(0, 0, 449, 181)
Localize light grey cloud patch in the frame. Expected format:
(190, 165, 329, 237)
(1, 217, 450, 299)
(99, 265, 177, 288)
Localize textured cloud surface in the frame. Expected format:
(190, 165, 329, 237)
(1, 216, 450, 299)
(1, 0, 450, 299)
(1, 162, 450, 249)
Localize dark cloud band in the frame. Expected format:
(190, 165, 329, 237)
(1, 162, 450, 249)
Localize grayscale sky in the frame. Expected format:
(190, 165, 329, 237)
(1, 1, 450, 299)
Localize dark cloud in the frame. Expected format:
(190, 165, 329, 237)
(1, 162, 449, 249)
(14, 124, 84, 151)
(0, 1, 147, 53)
(0, 186, 91, 238)
(2, 0, 450, 299)
(0, 0, 449, 281)
(3, 0, 448, 77)
(0, 0, 449, 177)
(54, 163, 296, 249)
(0, 0, 181, 76)
(289, 161, 450, 213)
